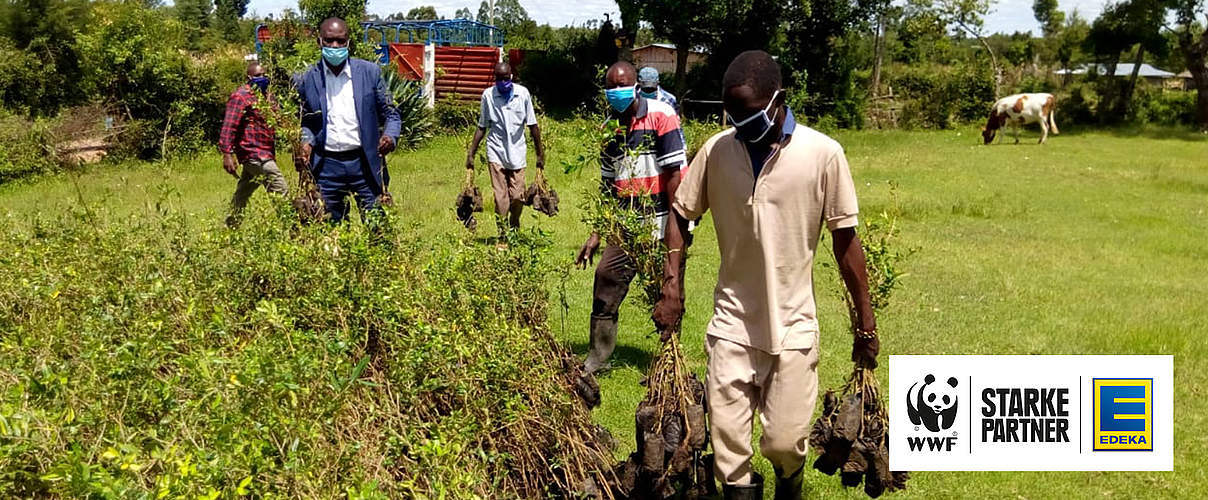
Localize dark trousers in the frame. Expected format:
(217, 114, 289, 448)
(314, 152, 382, 223)
(592, 244, 637, 320)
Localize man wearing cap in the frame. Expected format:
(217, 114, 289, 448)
(652, 50, 880, 499)
(638, 66, 679, 113)
(465, 61, 545, 239)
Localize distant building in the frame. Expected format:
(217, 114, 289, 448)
(1054, 64, 1189, 89)
(632, 43, 706, 75)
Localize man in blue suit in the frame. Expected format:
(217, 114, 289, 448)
(295, 17, 401, 223)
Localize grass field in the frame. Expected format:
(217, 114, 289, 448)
(2, 119, 1204, 498)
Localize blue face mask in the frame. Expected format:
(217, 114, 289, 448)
(728, 90, 783, 143)
(605, 86, 636, 113)
(640, 87, 658, 99)
(249, 76, 269, 93)
(322, 46, 349, 67)
(495, 78, 513, 97)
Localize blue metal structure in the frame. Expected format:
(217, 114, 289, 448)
(362, 19, 505, 65)
(362, 19, 504, 46)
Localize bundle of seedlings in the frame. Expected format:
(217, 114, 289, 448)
(578, 183, 713, 499)
(454, 182, 484, 230)
(245, 70, 325, 224)
(809, 207, 915, 497)
(524, 168, 560, 216)
(291, 153, 326, 224)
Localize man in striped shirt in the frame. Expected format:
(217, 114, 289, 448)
(576, 61, 688, 375)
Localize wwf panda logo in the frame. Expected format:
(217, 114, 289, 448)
(907, 374, 959, 432)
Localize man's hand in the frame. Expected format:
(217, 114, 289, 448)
(852, 332, 880, 369)
(222, 154, 239, 178)
(295, 143, 313, 171)
(652, 281, 683, 340)
(535, 153, 545, 170)
(575, 233, 601, 269)
(378, 135, 395, 155)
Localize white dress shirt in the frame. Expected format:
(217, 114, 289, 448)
(323, 62, 361, 152)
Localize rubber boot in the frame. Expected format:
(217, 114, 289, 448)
(583, 316, 618, 375)
(773, 465, 804, 500)
(722, 472, 763, 500)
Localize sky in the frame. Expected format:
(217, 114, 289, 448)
(245, 0, 1109, 36)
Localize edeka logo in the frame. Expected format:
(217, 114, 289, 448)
(1093, 379, 1153, 451)
(904, 374, 959, 452)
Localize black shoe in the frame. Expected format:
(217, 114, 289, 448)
(722, 472, 763, 500)
(773, 465, 804, 500)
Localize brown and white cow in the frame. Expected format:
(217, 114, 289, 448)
(982, 93, 1059, 145)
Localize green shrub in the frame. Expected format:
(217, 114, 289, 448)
(1130, 87, 1196, 126)
(0, 199, 612, 497)
(890, 64, 995, 129)
(433, 96, 480, 132)
(1061, 82, 1100, 124)
(0, 114, 55, 183)
(381, 70, 433, 151)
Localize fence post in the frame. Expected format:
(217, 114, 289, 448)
(424, 43, 436, 109)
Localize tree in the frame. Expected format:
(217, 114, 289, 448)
(405, 5, 438, 20)
(454, 7, 473, 19)
(176, 0, 212, 49)
(1033, 0, 1064, 37)
(643, 0, 726, 94)
(782, 0, 870, 127)
(1169, 0, 1208, 128)
(931, 0, 1001, 96)
(214, 0, 250, 41)
(298, 0, 366, 31)
(0, 0, 88, 116)
(1056, 10, 1090, 82)
(477, 0, 528, 30)
(1084, 0, 1166, 118)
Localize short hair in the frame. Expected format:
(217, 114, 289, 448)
(319, 17, 347, 33)
(722, 50, 782, 100)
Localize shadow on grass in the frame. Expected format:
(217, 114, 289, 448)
(567, 342, 656, 373)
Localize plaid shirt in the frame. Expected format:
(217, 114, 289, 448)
(218, 84, 275, 162)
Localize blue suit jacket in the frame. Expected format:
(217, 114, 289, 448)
(295, 58, 401, 186)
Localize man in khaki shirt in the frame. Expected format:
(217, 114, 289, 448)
(652, 50, 880, 500)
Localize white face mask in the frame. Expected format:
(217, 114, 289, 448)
(728, 90, 783, 143)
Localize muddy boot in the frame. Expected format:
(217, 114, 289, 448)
(773, 465, 804, 500)
(723, 473, 763, 500)
(583, 316, 618, 375)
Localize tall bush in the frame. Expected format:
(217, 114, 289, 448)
(0, 201, 615, 498)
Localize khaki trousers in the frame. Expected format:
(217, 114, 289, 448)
(706, 334, 820, 485)
(488, 162, 525, 231)
(228, 158, 288, 226)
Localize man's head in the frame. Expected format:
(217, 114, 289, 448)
(604, 61, 638, 114)
(247, 61, 268, 92)
(246, 61, 265, 78)
(722, 50, 786, 146)
(494, 62, 512, 82)
(638, 66, 660, 94)
(318, 17, 350, 68)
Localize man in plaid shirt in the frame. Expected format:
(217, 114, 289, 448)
(219, 61, 288, 227)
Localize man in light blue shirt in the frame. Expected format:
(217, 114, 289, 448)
(465, 62, 545, 237)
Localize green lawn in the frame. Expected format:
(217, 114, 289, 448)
(2, 120, 1204, 498)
